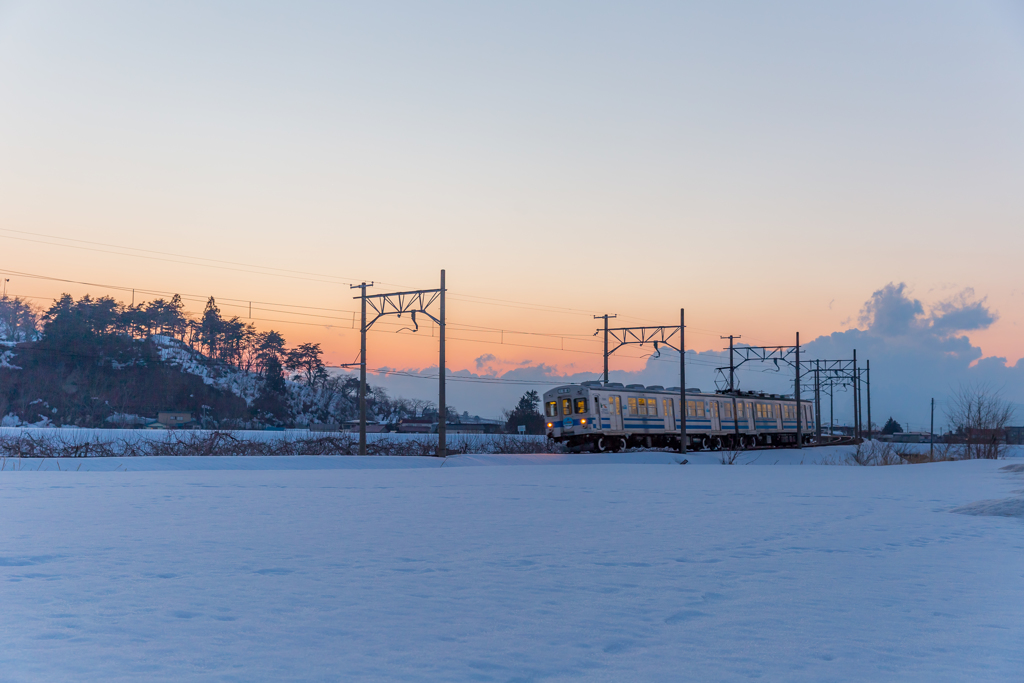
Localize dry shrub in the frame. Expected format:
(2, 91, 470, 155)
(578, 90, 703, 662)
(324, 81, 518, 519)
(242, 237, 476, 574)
(846, 441, 904, 466)
(0, 430, 560, 458)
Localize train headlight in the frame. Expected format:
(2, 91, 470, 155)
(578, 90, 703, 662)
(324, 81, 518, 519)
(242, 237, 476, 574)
(581, 419, 587, 425)
(547, 423, 553, 429)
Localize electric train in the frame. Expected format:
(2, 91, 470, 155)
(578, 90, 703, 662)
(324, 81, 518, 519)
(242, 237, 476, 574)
(543, 381, 814, 452)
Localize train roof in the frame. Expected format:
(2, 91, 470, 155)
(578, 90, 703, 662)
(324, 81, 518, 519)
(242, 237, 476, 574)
(547, 383, 797, 400)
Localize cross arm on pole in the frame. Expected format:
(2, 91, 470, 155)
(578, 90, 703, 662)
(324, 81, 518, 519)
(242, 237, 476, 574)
(604, 326, 680, 356)
(357, 288, 443, 329)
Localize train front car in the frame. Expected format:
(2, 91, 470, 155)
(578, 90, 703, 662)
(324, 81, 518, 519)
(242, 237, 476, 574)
(542, 382, 608, 452)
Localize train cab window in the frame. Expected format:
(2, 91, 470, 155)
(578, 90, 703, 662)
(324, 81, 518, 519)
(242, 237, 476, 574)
(545, 401, 557, 417)
(574, 398, 588, 414)
(561, 398, 572, 416)
(647, 399, 658, 416)
(627, 397, 638, 415)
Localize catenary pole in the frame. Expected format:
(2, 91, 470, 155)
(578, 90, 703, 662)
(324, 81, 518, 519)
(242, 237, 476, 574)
(594, 314, 616, 384)
(438, 269, 446, 458)
(795, 332, 802, 448)
(350, 281, 371, 456)
(722, 334, 742, 445)
(866, 360, 872, 440)
(680, 308, 686, 455)
(829, 380, 834, 435)
(814, 361, 821, 441)
(930, 398, 935, 460)
(852, 349, 859, 439)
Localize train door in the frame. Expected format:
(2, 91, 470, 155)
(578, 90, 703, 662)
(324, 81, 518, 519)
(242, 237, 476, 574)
(710, 401, 720, 431)
(608, 395, 622, 431)
(775, 403, 782, 431)
(745, 402, 754, 430)
(662, 398, 675, 431)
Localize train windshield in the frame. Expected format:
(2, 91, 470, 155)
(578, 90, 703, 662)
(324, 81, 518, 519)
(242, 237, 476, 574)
(561, 398, 572, 416)
(545, 401, 557, 417)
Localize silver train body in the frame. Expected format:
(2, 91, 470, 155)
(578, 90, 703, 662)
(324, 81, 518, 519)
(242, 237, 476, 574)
(543, 381, 814, 452)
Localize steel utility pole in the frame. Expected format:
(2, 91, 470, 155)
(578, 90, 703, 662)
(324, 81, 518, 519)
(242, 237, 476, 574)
(680, 308, 686, 455)
(930, 398, 935, 460)
(594, 314, 617, 384)
(866, 360, 872, 440)
(438, 269, 446, 458)
(721, 334, 742, 443)
(814, 360, 822, 441)
(720, 335, 741, 391)
(350, 281, 374, 455)
(829, 380, 834, 435)
(795, 332, 802, 449)
(852, 349, 859, 439)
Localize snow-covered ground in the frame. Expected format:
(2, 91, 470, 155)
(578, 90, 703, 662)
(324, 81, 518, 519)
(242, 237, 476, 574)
(1, 451, 1022, 681)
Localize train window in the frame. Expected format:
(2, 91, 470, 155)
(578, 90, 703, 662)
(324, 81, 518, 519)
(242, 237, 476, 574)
(647, 399, 658, 416)
(575, 398, 588, 414)
(722, 402, 733, 419)
(697, 401, 705, 417)
(545, 401, 557, 417)
(562, 398, 572, 416)
(627, 397, 638, 415)
(610, 396, 621, 414)
(637, 398, 646, 415)
(767, 404, 774, 419)
(663, 399, 674, 419)
(710, 402, 719, 418)
(736, 401, 744, 418)
(755, 404, 764, 419)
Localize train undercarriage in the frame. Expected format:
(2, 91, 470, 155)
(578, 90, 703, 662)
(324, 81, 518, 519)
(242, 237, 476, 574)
(560, 432, 815, 453)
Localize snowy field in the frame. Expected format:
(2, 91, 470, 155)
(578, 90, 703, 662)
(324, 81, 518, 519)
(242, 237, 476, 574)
(1, 452, 1022, 681)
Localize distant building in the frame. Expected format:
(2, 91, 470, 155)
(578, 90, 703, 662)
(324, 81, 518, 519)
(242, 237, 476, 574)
(1005, 427, 1024, 445)
(446, 421, 504, 435)
(157, 411, 194, 428)
(309, 423, 342, 432)
(342, 420, 388, 433)
(394, 418, 434, 434)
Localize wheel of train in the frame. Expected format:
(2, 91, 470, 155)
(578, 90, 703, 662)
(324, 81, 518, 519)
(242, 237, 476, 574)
(743, 434, 756, 449)
(709, 436, 723, 451)
(596, 436, 608, 453)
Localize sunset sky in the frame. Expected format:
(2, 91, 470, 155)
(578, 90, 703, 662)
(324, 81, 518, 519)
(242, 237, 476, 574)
(2, 1, 1023, 422)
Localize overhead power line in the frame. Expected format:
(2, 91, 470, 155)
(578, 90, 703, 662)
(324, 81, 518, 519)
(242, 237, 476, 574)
(0, 228, 732, 331)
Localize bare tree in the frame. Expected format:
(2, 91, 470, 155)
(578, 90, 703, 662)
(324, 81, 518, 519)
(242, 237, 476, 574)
(945, 382, 1015, 459)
